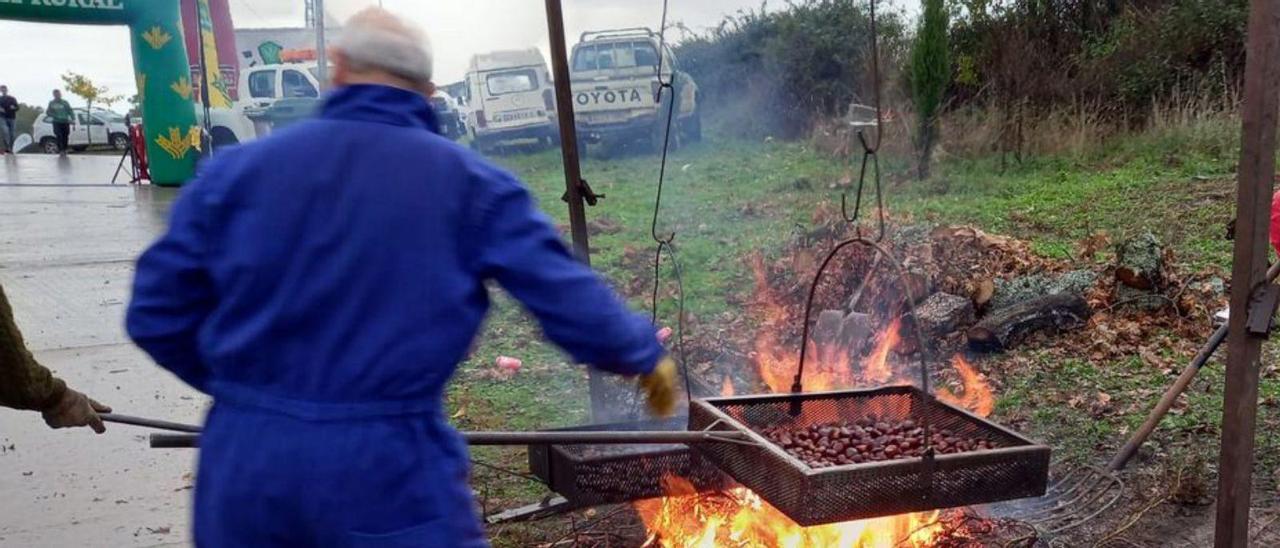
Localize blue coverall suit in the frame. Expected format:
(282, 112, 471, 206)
(126, 84, 665, 547)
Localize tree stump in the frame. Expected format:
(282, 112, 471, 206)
(1115, 232, 1164, 290)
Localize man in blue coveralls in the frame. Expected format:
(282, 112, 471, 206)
(126, 8, 677, 546)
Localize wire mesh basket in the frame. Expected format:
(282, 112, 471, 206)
(527, 417, 732, 506)
(689, 386, 1051, 526)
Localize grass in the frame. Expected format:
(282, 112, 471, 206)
(447, 114, 1280, 542)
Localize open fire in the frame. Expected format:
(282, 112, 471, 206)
(633, 254, 999, 546)
(636, 475, 945, 547)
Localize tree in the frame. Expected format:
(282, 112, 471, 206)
(60, 72, 123, 146)
(60, 72, 123, 114)
(910, 0, 950, 180)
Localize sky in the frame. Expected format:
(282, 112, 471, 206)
(0, 0, 809, 109)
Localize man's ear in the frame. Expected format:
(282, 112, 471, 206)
(329, 51, 349, 87)
(422, 81, 436, 98)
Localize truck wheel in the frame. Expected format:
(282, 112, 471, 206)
(684, 109, 703, 143)
(211, 127, 239, 150)
(110, 132, 130, 151)
(650, 119, 681, 154)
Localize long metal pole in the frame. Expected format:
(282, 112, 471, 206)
(545, 0, 616, 422)
(1215, 0, 1280, 543)
(544, 0, 591, 263)
(148, 430, 750, 448)
(314, 0, 328, 90)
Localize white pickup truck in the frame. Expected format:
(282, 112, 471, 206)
(569, 28, 700, 154)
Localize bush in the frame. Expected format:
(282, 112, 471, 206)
(674, 1, 906, 139)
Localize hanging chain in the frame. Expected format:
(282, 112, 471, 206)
(636, 0, 694, 417)
(841, 0, 887, 242)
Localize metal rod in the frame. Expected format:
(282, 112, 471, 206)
(101, 413, 202, 433)
(314, 0, 328, 91)
(544, 0, 591, 264)
(150, 429, 751, 449)
(1109, 261, 1280, 472)
(1216, 0, 1280, 542)
(544, 0, 616, 424)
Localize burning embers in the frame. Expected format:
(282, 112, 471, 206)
(636, 475, 946, 547)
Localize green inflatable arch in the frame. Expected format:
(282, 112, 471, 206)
(0, 0, 198, 185)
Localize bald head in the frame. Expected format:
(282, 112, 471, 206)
(332, 8, 434, 96)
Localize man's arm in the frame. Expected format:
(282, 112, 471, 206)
(126, 178, 218, 392)
(0, 283, 67, 411)
(1, 284, 111, 432)
(468, 166, 665, 376)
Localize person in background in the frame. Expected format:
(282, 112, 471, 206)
(1, 283, 111, 432)
(46, 89, 72, 156)
(126, 7, 677, 547)
(0, 86, 17, 154)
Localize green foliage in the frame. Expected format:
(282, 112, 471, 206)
(15, 104, 42, 136)
(60, 71, 123, 111)
(910, 0, 950, 178)
(673, 0, 906, 138)
(949, 0, 1247, 117)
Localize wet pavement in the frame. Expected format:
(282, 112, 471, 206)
(1, 154, 204, 547)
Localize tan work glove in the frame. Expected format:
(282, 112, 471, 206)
(42, 388, 111, 434)
(639, 356, 679, 417)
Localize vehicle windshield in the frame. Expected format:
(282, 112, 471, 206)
(306, 65, 335, 82)
(486, 69, 538, 95)
(90, 109, 126, 123)
(572, 41, 659, 72)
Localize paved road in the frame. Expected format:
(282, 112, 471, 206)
(0, 154, 204, 547)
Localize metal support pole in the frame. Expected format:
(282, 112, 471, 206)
(1215, 0, 1280, 543)
(545, 0, 617, 422)
(314, 0, 328, 91)
(544, 0, 591, 263)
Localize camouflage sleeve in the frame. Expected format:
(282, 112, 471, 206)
(0, 283, 66, 411)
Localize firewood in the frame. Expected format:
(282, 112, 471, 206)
(967, 293, 1091, 352)
(915, 292, 975, 337)
(973, 279, 996, 309)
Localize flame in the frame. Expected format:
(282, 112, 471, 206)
(636, 476, 943, 547)
(638, 254, 995, 547)
(936, 355, 996, 417)
(862, 318, 901, 385)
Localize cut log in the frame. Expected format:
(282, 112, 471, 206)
(967, 293, 1091, 352)
(973, 279, 996, 309)
(990, 270, 1097, 310)
(1115, 232, 1164, 290)
(915, 292, 976, 337)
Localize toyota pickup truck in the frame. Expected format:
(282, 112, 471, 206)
(569, 28, 700, 155)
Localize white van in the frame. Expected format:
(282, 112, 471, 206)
(459, 49, 557, 152)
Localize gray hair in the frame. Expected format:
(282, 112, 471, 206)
(334, 8, 433, 85)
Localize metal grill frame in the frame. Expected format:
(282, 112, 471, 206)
(527, 417, 732, 506)
(689, 386, 1051, 526)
